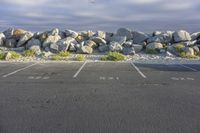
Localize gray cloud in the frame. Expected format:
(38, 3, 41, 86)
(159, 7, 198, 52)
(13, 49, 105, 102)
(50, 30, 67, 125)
(0, 0, 200, 32)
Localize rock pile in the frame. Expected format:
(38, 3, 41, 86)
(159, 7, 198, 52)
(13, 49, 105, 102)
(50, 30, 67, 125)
(0, 28, 200, 59)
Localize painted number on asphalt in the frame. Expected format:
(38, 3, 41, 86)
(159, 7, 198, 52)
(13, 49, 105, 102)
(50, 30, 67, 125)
(171, 77, 194, 81)
(28, 76, 50, 80)
(99, 77, 119, 80)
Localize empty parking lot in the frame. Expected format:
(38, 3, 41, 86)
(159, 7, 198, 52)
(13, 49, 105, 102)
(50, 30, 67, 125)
(0, 62, 200, 133)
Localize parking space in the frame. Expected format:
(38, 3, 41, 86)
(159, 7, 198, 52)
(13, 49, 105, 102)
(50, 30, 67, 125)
(76, 62, 147, 84)
(0, 62, 83, 83)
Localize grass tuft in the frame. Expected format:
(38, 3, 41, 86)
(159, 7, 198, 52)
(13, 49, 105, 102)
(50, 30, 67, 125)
(51, 51, 71, 61)
(179, 52, 198, 59)
(101, 52, 126, 61)
(23, 50, 36, 57)
(76, 54, 86, 61)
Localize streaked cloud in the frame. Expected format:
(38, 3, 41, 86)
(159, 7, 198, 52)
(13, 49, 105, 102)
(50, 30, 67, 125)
(0, 0, 200, 32)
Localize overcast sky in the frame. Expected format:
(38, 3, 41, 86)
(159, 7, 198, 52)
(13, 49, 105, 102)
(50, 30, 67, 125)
(0, 0, 200, 33)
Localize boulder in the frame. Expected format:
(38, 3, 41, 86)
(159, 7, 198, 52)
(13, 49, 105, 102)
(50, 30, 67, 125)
(39, 32, 49, 43)
(13, 29, 27, 40)
(173, 30, 191, 43)
(5, 39, 16, 48)
(123, 41, 133, 47)
(110, 35, 126, 45)
(49, 43, 59, 53)
(132, 44, 143, 53)
(17, 32, 33, 47)
(105, 32, 114, 42)
(49, 28, 59, 36)
(26, 39, 41, 49)
(42, 35, 61, 48)
(153, 31, 162, 36)
(79, 31, 95, 38)
(192, 46, 199, 55)
(57, 37, 77, 51)
(147, 33, 172, 44)
(122, 47, 135, 55)
(29, 45, 41, 55)
(132, 31, 148, 44)
(94, 31, 106, 39)
(109, 41, 123, 52)
(0, 33, 6, 46)
(65, 29, 78, 38)
(146, 42, 163, 50)
(183, 47, 194, 56)
(84, 40, 97, 48)
(191, 32, 200, 41)
(3, 28, 14, 39)
(91, 37, 106, 44)
(98, 45, 109, 52)
(79, 46, 93, 54)
(69, 43, 77, 52)
(75, 35, 85, 43)
(116, 28, 132, 40)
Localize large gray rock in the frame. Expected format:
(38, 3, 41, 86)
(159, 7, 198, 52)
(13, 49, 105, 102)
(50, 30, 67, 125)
(5, 39, 16, 48)
(122, 47, 135, 55)
(65, 29, 78, 38)
(191, 32, 200, 41)
(183, 47, 194, 56)
(132, 44, 143, 53)
(132, 31, 148, 44)
(123, 41, 133, 47)
(84, 40, 97, 48)
(98, 45, 109, 52)
(109, 41, 123, 52)
(69, 43, 77, 52)
(94, 31, 106, 39)
(146, 42, 163, 50)
(147, 33, 172, 44)
(49, 43, 59, 53)
(3, 28, 14, 39)
(42, 35, 61, 48)
(91, 37, 106, 44)
(116, 28, 132, 40)
(110, 35, 126, 45)
(173, 30, 191, 43)
(79, 46, 93, 54)
(0, 33, 6, 46)
(17, 32, 33, 47)
(153, 31, 162, 36)
(26, 39, 41, 49)
(57, 37, 77, 51)
(29, 45, 41, 55)
(49, 28, 59, 36)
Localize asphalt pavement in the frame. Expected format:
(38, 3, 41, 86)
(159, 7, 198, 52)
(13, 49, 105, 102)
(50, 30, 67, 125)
(0, 61, 200, 133)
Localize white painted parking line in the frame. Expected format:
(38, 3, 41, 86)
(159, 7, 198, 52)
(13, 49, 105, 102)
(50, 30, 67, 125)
(2, 63, 38, 78)
(179, 64, 198, 72)
(73, 61, 87, 78)
(130, 62, 147, 78)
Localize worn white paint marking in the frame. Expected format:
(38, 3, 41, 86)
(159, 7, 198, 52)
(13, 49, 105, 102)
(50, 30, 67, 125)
(73, 61, 87, 78)
(3, 63, 38, 78)
(171, 77, 195, 81)
(130, 62, 147, 78)
(179, 64, 198, 72)
(99, 76, 120, 80)
(28, 76, 34, 79)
